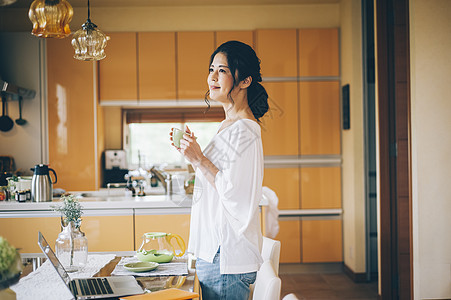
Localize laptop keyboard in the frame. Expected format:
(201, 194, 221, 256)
(70, 278, 114, 297)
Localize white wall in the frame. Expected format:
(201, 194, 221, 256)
(0, 33, 46, 176)
(410, 0, 451, 298)
(340, 0, 366, 274)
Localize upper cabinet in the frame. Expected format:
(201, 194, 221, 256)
(255, 29, 298, 77)
(299, 81, 340, 155)
(47, 38, 97, 191)
(99, 32, 138, 102)
(260, 82, 299, 156)
(177, 31, 215, 100)
(298, 28, 339, 77)
(138, 32, 177, 100)
(99, 31, 214, 102)
(215, 30, 254, 48)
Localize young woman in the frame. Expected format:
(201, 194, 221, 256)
(171, 40, 269, 300)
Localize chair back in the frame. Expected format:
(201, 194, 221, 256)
(282, 293, 299, 300)
(252, 260, 281, 300)
(261, 236, 281, 275)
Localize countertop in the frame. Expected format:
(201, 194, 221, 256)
(0, 187, 268, 216)
(0, 187, 193, 216)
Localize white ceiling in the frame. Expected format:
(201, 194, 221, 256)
(5, 0, 340, 8)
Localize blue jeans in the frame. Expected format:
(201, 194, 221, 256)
(196, 250, 257, 300)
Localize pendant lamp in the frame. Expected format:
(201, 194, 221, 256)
(28, 0, 73, 38)
(71, 0, 109, 61)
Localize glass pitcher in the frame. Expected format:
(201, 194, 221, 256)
(136, 232, 186, 263)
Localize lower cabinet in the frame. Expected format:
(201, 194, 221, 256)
(0, 210, 136, 253)
(134, 209, 191, 252)
(301, 219, 342, 263)
(264, 167, 343, 264)
(276, 219, 301, 263)
(82, 209, 135, 252)
(1, 208, 341, 263)
(0, 212, 61, 253)
(275, 218, 343, 264)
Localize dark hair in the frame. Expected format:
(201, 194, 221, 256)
(204, 40, 269, 121)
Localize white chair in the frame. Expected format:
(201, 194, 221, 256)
(252, 260, 281, 300)
(249, 237, 282, 299)
(261, 236, 281, 275)
(282, 293, 299, 300)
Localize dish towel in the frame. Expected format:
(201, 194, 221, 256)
(11, 254, 116, 300)
(262, 186, 279, 239)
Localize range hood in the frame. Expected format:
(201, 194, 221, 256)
(1, 78, 36, 99)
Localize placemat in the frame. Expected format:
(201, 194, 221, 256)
(111, 256, 188, 277)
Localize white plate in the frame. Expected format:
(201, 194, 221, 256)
(124, 261, 159, 272)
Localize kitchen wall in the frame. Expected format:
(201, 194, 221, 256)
(0, 0, 370, 278)
(0, 33, 47, 175)
(410, 0, 451, 298)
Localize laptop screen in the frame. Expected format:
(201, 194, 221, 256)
(38, 231, 72, 286)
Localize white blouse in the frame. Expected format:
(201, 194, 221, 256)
(187, 119, 264, 274)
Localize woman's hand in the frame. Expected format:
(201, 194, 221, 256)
(170, 125, 219, 187)
(176, 126, 204, 168)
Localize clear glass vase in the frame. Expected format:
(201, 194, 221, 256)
(55, 218, 88, 272)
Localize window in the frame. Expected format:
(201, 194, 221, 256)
(126, 121, 221, 168)
(124, 107, 224, 169)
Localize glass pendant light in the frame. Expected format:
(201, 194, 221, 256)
(71, 0, 109, 61)
(28, 0, 73, 38)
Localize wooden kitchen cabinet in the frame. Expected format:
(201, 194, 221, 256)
(263, 168, 300, 209)
(260, 82, 299, 156)
(81, 211, 134, 252)
(98, 32, 138, 102)
(276, 219, 301, 263)
(298, 28, 339, 77)
(0, 213, 61, 253)
(177, 31, 215, 100)
(47, 38, 97, 191)
(301, 219, 343, 262)
(300, 167, 342, 209)
(255, 29, 298, 77)
(299, 81, 341, 155)
(215, 30, 254, 48)
(138, 32, 177, 100)
(134, 211, 191, 252)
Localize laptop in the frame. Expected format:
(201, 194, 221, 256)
(38, 231, 144, 299)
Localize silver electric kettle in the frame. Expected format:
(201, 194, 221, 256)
(31, 164, 57, 202)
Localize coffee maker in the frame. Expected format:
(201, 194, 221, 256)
(102, 150, 128, 187)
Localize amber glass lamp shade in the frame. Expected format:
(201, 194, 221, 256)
(71, 20, 109, 61)
(28, 0, 73, 38)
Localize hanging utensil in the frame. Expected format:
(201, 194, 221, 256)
(0, 93, 14, 132)
(15, 96, 27, 126)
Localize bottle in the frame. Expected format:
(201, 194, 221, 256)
(125, 175, 136, 197)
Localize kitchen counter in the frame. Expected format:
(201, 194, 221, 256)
(0, 189, 267, 253)
(0, 194, 192, 211)
(0, 192, 193, 218)
(0, 187, 268, 215)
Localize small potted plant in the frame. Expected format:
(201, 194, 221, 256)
(0, 236, 23, 299)
(52, 194, 83, 228)
(51, 194, 88, 272)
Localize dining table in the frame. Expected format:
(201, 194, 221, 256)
(13, 251, 199, 300)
